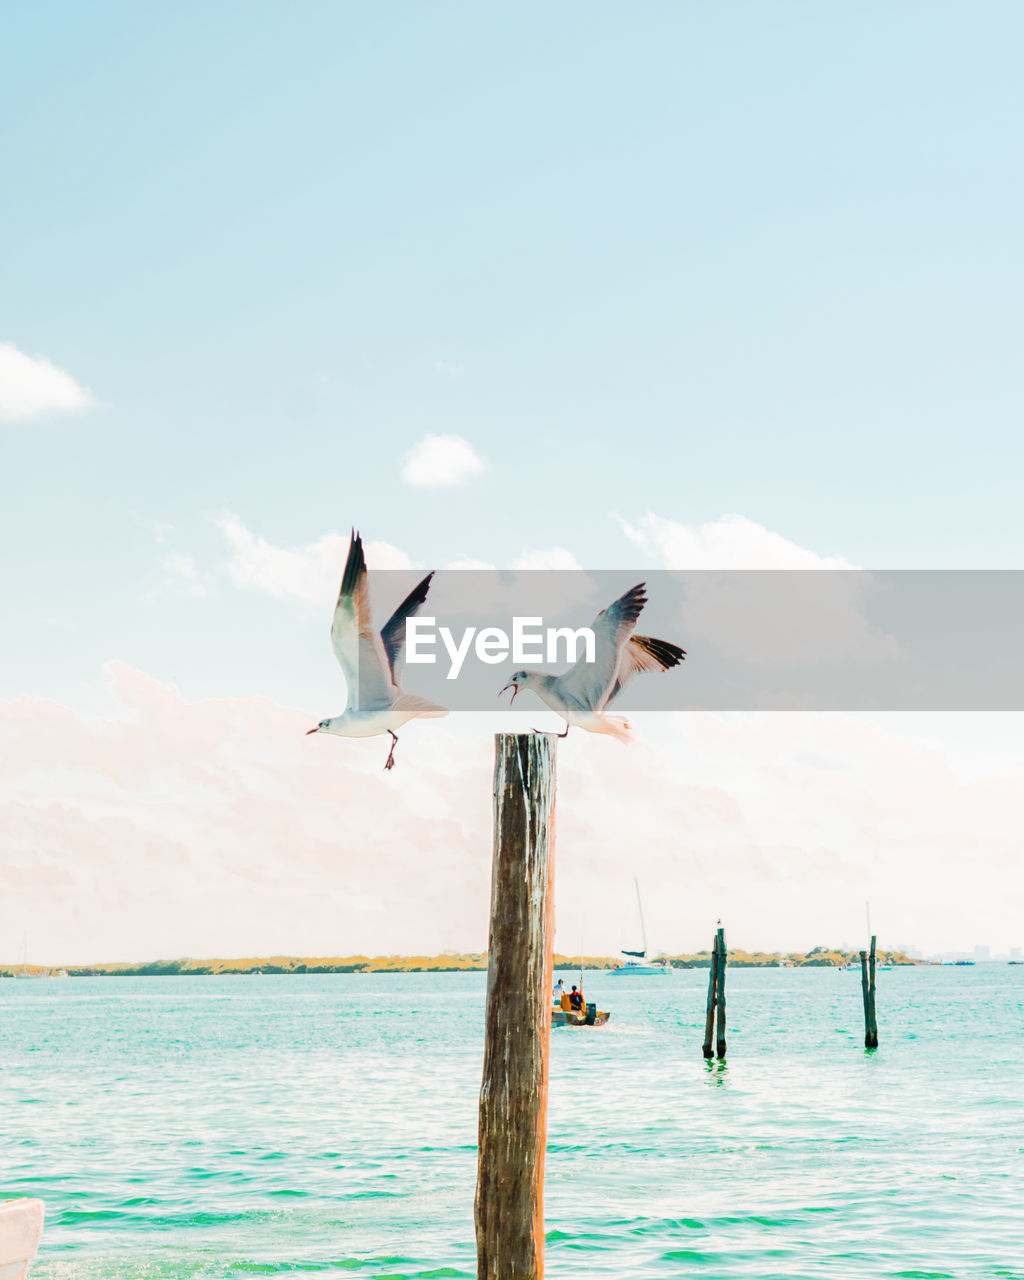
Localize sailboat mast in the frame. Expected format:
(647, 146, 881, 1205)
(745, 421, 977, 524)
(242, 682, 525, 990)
(634, 877, 648, 957)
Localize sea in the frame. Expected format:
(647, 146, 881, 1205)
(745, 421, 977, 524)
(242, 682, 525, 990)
(2, 967, 1022, 1279)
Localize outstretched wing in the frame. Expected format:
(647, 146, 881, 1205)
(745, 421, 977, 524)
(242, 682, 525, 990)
(330, 531, 395, 712)
(557, 583, 647, 712)
(380, 571, 434, 687)
(605, 634, 686, 706)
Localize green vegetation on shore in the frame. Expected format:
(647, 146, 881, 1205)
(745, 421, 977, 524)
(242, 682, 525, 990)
(0, 945, 918, 977)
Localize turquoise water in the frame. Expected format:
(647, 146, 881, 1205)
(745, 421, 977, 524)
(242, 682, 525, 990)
(2, 968, 1023, 1278)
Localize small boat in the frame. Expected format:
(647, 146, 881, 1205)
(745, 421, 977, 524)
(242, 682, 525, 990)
(610, 954, 673, 976)
(607, 879, 673, 976)
(552, 968, 610, 1028)
(14, 936, 51, 979)
(552, 1005, 610, 1027)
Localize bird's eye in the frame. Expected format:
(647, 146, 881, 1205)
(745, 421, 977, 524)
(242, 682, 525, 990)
(319, 720, 327, 729)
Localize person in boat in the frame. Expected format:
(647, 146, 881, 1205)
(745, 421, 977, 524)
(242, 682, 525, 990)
(553, 978, 565, 1003)
(569, 985, 583, 1011)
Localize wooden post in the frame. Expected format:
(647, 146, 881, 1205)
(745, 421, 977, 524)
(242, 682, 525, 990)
(476, 734, 557, 1280)
(866, 934, 879, 1048)
(702, 935, 718, 1059)
(859, 949, 872, 1048)
(715, 926, 727, 1060)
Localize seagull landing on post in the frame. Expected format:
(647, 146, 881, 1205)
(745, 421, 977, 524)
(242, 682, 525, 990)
(306, 531, 448, 770)
(500, 583, 684, 741)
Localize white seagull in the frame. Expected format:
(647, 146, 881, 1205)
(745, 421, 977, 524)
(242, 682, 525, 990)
(500, 583, 684, 740)
(306, 531, 448, 769)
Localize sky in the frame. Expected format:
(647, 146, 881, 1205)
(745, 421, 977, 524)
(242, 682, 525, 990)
(2, 2, 1023, 964)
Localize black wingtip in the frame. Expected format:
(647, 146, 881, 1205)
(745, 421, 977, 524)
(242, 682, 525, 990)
(407, 570, 434, 609)
(634, 635, 686, 669)
(340, 529, 366, 597)
(618, 581, 648, 622)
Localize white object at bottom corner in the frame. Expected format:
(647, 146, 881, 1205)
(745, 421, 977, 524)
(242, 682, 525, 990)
(0, 1199, 45, 1279)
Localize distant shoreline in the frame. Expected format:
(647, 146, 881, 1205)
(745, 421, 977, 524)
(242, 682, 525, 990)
(0, 946, 920, 977)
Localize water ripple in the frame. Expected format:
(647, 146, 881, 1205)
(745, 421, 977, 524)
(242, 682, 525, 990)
(2, 968, 1023, 1277)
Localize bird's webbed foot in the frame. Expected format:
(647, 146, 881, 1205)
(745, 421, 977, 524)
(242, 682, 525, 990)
(384, 730, 398, 771)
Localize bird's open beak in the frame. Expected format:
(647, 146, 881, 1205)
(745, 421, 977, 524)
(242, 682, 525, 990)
(305, 727, 319, 735)
(500, 684, 518, 704)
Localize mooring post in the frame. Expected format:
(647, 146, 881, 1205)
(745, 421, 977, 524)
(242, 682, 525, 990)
(475, 733, 557, 1280)
(866, 934, 879, 1048)
(715, 926, 728, 1060)
(702, 934, 718, 1059)
(859, 949, 872, 1048)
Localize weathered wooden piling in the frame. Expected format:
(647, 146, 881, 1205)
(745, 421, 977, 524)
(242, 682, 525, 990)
(715, 926, 728, 1060)
(702, 935, 718, 1059)
(867, 934, 879, 1048)
(859, 950, 869, 1038)
(701, 927, 727, 1059)
(475, 733, 557, 1280)
(859, 936, 879, 1049)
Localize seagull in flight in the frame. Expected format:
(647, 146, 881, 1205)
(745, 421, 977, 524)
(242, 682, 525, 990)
(500, 583, 684, 740)
(306, 531, 448, 769)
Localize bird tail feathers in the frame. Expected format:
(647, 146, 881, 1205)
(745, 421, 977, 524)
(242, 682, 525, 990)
(393, 693, 449, 719)
(596, 714, 633, 743)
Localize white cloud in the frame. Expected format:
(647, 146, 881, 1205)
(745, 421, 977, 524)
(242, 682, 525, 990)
(447, 556, 498, 571)
(400, 433, 486, 488)
(2, 670, 1022, 962)
(511, 547, 583, 571)
(216, 514, 413, 606)
(161, 553, 209, 598)
(618, 512, 896, 670)
(0, 341, 96, 423)
(618, 512, 855, 570)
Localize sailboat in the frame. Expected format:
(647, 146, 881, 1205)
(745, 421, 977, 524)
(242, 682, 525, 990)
(608, 879, 673, 975)
(14, 935, 48, 979)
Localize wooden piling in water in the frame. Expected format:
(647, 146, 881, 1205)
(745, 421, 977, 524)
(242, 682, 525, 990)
(866, 934, 879, 1048)
(701, 927, 728, 1059)
(475, 733, 557, 1280)
(715, 926, 728, 1060)
(702, 935, 718, 1059)
(859, 948, 876, 1049)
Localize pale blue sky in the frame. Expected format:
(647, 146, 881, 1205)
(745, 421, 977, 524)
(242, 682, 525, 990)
(3, 1, 1023, 708)
(4, 3, 1024, 960)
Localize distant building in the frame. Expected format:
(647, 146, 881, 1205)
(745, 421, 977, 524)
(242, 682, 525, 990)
(974, 944, 991, 962)
(1011, 947, 1022, 962)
